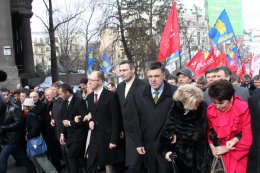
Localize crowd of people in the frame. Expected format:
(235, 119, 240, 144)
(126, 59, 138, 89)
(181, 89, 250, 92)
(0, 60, 260, 173)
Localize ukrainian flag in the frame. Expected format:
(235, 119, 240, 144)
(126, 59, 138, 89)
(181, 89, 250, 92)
(102, 54, 112, 75)
(87, 48, 95, 74)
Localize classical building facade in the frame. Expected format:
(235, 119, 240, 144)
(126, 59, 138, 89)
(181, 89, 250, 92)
(0, 0, 35, 89)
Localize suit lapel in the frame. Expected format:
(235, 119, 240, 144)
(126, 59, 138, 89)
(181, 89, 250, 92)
(95, 88, 108, 110)
(156, 82, 172, 105)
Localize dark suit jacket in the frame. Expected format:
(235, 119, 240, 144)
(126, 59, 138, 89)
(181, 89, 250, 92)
(132, 82, 177, 172)
(87, 88, 124, 166)
(247, 92, 260, 173)
(61, 94, 89, 146)
(116, 78, 147, 165)
(133, 82, 177, 147)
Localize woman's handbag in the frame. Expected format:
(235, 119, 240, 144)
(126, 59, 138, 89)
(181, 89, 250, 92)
(170, 152, 179, 173)
(210, 156, 226, 173)
(26, 135, 47, 157)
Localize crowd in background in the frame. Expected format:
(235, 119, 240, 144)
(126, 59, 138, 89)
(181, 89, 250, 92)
(0, 60, 260, 173)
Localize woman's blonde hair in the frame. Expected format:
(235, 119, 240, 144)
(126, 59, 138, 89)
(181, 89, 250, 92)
(173, 84, 203, 111)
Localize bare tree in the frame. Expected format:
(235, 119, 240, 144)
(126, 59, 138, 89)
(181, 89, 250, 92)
(36, 0, 86, 82)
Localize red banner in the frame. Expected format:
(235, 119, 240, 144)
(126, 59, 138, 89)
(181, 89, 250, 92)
(158, 2, 180, 62)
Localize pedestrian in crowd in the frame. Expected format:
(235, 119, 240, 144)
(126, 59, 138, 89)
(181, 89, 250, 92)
(50, 82, 70, 170)
(116, 60, 147, 173)
(176, 68, 193, 86)
(196, 76, 207, 91)
(20, 89, 30, 110)
(77, 77, 92, 101)
(29, 91, 46, 122)
(16, 83, 23, 90)
(203, 66, 250, 105)
(159, 84, 210, 172)
(43, 88, 62, 171)
(241, 74, 253, 89)
(252, 74, 260, 94)
(247, 89, 260, 173)
(207, 80, 252, 173)
(133, 61, 178, 173)
(86, 71, 124, 173)
(107, 82, 117, 92)
(0, 88, 37, 173)
(166, 74, 178, 86)
(12, 89, 21, 106)
(204, 68, 216, 87)
(231, 74, 241, 86)
(23, 98, 58, 173)
(59, 83, 91, 173)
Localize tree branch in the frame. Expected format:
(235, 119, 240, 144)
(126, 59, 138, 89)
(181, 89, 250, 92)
(36, 15, 49, 30)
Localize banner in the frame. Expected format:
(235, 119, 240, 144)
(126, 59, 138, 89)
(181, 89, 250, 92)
(102, 54, 112, 75)
(186, 51, 205, 78)
(158, 2, 180, 62)
(226, 46, 238, 72)
(251, 53, 260, 77)
(87, 48, 95, 74)
(208, 9, 235, 46)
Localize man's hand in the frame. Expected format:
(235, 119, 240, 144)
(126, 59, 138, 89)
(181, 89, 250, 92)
(83, 113, 92, 122)
(63, 120, 70, 127)
(74, 115, 81, 123)
(60, 134, 66, 145)
(136, 147, 146, 155)
(165, 151, 173, 162)
(50, 119, 56, 127)
(109, 143, 117, 149)
(89, 121, 95, 130)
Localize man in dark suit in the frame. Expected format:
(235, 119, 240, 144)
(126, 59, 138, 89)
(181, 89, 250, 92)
(247, 91, 260, 173)
(133, 61, 177, 173)
(50, 82, 70, 170)
(116, 60, 147, 173)
(59, 83, 91, 173)
(86, 71, 124, 173)
(203, 66, 250, 105)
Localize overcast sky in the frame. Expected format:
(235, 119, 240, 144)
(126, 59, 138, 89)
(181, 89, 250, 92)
(30, 0, 260, 32)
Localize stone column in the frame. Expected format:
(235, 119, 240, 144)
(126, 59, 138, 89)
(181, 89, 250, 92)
(21, 13, 35, 73)
(0, 0, 20, 90)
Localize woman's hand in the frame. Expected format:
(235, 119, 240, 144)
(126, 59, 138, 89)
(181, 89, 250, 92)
(170, 134, 177, 144)
(165, 151, 173, 162)
(226, 137, 239, 150)
(215, 146, 229, 155)
(209, 144, 217, 157)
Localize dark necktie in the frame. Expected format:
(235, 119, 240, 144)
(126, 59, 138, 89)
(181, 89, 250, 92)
(154, 90, 159, 104)
(94, 94, 98, 105)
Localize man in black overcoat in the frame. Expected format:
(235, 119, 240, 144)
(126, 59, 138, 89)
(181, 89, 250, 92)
(116, 60, 147, 173)
(133, 61, 177, 173)
(247, 91, 260, 173)
(86, 71, 124, 173)
(59, 83, 91, 173)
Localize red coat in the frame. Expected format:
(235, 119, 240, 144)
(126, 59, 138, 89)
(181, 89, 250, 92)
(207, 97, 252, 173)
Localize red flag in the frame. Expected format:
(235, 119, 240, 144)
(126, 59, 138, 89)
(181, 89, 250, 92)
(158, 2, 180, 62)
(249, 53, 253, 76)
(238, 58, 246, 79)
(186, 51, 205, 78)
(199, 49, 217, 73)
(216, 53, 229, 67)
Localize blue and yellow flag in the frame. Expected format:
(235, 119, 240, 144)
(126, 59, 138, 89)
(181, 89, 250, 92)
(165, 51, 179, 73)
(208, 9, 235, 46)
(87, 48, 95, 74)
(102, 54, 112, 75)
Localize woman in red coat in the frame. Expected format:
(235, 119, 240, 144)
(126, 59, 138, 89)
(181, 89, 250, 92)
(207, 80, 252, 173)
